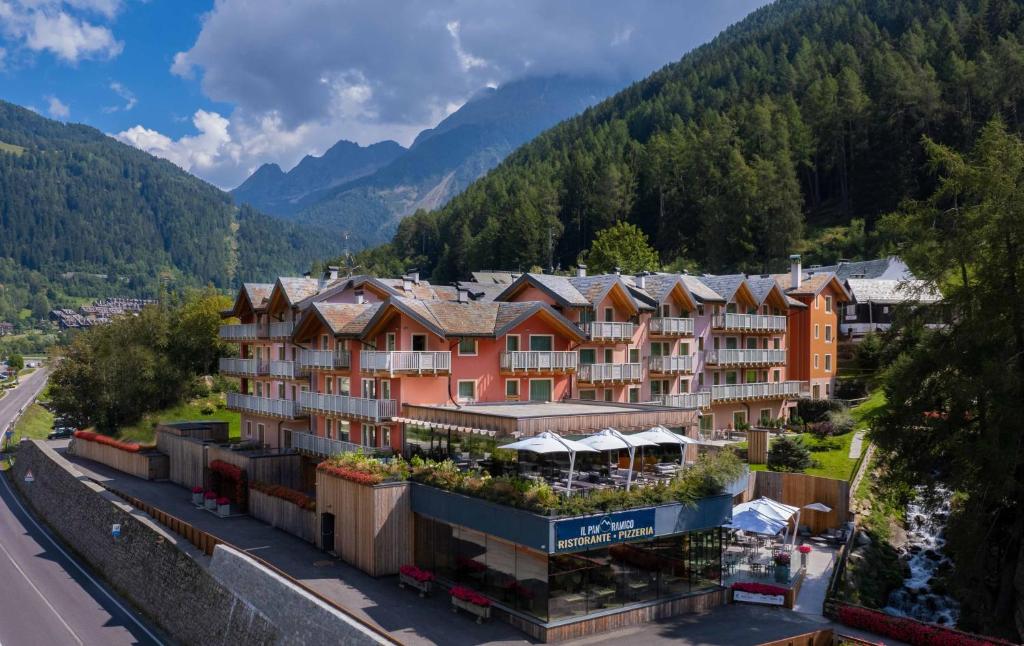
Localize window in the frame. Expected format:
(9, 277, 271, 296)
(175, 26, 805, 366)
(699, 414, 714, 433)
(628, 387, 640, 403)
(603, 348, 614, 363)
(386, 333, 396, 352)
(697, 305, 704, 317)
(529, 335, 553, 351)
(628, 348, 640, 363)
(325, 376, 333, 394)
(256, 382, 263, 397)
(603, 307, 614, 322)
(361, 378, 376, 398)
(578, 348, 596, 364)
(505, 335, 520, 352)
(326, 418, 334, 439)
(661, 304, 670, 317)
(826, 383, 831, 397)
(257, 423, 265, 445)
(744, 369, 757, 383)
(321, 334, 330, 349)
(650, 380, 669, 397)
(457, 380, 476, 402)
(361, 424, 376, 447)
(505, 379, 520, 399)
(458, 338, 478, 356)
(814, 297, 819, 310)
(337, 377, 350, 396)
(338, 420, 350, 442)
(725, 372, 737, 385)
(713, 372, 720, 386)
(814, 354, 820, 369)
(651, 342, 669, 357)
(825, 325, 833, 343)
(278, 345, 285, 361)
(603, 389, 613, 402)
(759, 409, 772, 425)
(825, 296, 833, 313)
(411, 334, 427, 351)
(825, 354, 832, 372)
(773, 370, 781, 382)
(732, 411, 747, 428)
(698, 336, 704, 351)
(381, 426, 391, 448)
(278, 383, 285, 399)
(814, 324, 820, 339)
(529, 379, 553, 402)
(698, 373, 704, 386)
(579, 389, 596, 401)
(245, 421, 252, 438)
(380, 379, 391, 400)
(680, 379, 690, 392)
(773, 338, 781, 350)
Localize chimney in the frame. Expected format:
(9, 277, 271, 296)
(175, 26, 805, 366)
(790, 254, 802, 290)
(409, 270, 420, 284)
(614, 266, 621, 276)
(402, 275, 413, 292)
(355, 289, 365, 305)
(576, 264, 587, 278)
(636, 272, 647, 290)
(457, 287, 469, 303)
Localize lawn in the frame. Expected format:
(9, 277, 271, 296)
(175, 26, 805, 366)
(113, 392, 240, 443)
(851, 389, 886, 429)
(796, 429, 858, 480)
(14, 403, 55, 441)
(0, 141, 25, 156)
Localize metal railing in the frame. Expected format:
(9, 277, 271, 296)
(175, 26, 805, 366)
(268, 360, 308, 379)
(655, 391, 712, 409)
(500, 351, 578, 372)
(711, 313, 787, 332)
(226, 393, 304, 418)
(704, 349, 787, 366)
(268, 320, 295, 339)
(650, 317, 695, 336)
(583, 321, 636, 341)
(360, 351, 451, 374)
(299, 390, 396, 421)
(578, 362, 642, 382)
(297, 349, 351, 370)
(708, 381, 802, 401)
(218, 357, 267, 376)
(218, 323, 263, 340)
(290, 430, 369, 457)
(647, 355, 693, 373)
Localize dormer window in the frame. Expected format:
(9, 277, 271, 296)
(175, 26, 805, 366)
(604, 307, 614, 322)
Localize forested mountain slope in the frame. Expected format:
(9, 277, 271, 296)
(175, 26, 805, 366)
(0, 100, 339, 317)
(379, 0, 1024, 280)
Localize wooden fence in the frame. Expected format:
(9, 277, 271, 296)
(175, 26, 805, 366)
(315, 473, 412, 576)
(207, 445, 303, 491)
(746, 471, 850, 534)
(154, 421, 229, 443)
(157, 431, 209, 490)
(248, 488, 316, 543)
(68, 439, 169, 480)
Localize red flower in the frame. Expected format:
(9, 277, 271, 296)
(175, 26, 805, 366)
(798, 544, 812, 554)
(204, 491, 218, 499)
(400, 564, 435, 583)
(73, 430, 148, 453)
(732, 582, 787, 596)
(216, 497, 230, 505)
(450, 586, 491, 607)
(191, 486, 204, 494)
(317, 463, 384, 485)
(836, 603, 1013, 646)
(249, 481, 315, 510)
(209, 459, 243, 481)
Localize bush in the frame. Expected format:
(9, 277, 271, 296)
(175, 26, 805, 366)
(796, 397, 846, 423)
(768, 436, 813, 472)
(200, 405, 215, 415)
(72, 430, 152, 453)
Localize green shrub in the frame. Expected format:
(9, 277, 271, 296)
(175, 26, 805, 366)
(768, 436, 813, 472)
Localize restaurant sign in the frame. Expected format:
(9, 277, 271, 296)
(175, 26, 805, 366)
(554, 508, 656, 553)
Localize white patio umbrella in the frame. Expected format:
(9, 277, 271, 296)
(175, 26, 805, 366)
(791, 502, 833, 546)
(500, 431, 597, 492)
(724, 509, 788, 536)
(734, 497, 800, 544)
(632, 425, 700, 465)
(578, 428, 657, 491)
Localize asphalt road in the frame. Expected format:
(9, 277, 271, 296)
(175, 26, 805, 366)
(0, 373, 164, 645)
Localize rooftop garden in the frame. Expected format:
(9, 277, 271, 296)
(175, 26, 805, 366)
(317, 450, 745, 517)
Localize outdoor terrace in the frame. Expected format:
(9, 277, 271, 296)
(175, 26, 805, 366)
(218, 322, 264, 341)
(268, 360, 308, 380)
(268, 320, 295, 339)
(583, 321, 635, 342)
(499, 351, 577, 373)
(654, 391, 712, 410)
(709, 381, 803, 402)
(299, 390, 397, 422)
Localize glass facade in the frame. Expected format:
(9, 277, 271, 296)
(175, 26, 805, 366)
(415, 514, 722, 623)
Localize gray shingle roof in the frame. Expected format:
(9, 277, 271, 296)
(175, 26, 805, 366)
(680, 275, 725, 302)
(810, 257, 912, 281)
(845, 279, 941, 305)
(696, 274, 747, 302)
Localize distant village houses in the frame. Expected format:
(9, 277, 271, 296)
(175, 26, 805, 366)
(0, 321, 13, 336)
(49, 297, 155, 330)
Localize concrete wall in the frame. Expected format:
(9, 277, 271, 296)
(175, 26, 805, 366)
(11, 440, 277, 645)
(209, 544, 390, 646)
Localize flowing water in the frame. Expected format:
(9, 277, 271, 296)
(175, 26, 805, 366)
(883, 488, 959, 626)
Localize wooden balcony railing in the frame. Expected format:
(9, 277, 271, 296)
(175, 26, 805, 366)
(226, 393, 304, 419)
(711, 313, 787, 333)
(499, 351, 578, 372)
(647, 355, 694, 374)
(704, 349, 787, 366)
(649, 317, 695, 336)
(359, 351, 451, 375)
(299, 391, 396, 421)
(578, 362, 643, 383)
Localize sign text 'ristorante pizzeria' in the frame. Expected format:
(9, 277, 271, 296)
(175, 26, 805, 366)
(553, 509, 657, 552)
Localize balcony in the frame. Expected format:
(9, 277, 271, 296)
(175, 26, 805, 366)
(299, 390, 397, 422)
(297, 349, 352, 371)
(655, 391, 712, 410)
(360, 351, 451, 375)
(290, 430, 375, 457)
(577, 363, 642, 383)
(583, 321, 635, 342)
(704, 349, 787, 367)
(711, 313, 787, 333)
(219, 323, 263, 341)
(268, 320, 295, 339)
(226, 393, 305, 419)
(268, 360, 308, 380)
(647, 355, 693, 374)
(709, 381, 802, 402)
(500, 351, 578, 373)
(218, 357, 267, 377)
(649, 317, 695, 336)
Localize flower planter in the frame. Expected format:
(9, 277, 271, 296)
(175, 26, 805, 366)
(451, 596, 490, 624)
(192, 492, 203, 505)
(399, 572, 433, 597)
(774, 564, 791, 583)
(217, 503, 230, 518)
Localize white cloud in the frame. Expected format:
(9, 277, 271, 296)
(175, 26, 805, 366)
(102, 80, 136, 112)
(0, 1, 123, 63)
(47, 95, 69, 118)
(115, 109, 233, 172)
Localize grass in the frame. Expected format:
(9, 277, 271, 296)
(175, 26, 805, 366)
(14, 403, 55, 441)
(796, 430, 859, 480)
(851, 390, 887, 429)
(113, 392, 240, 443)
(0, 141, 25, 156)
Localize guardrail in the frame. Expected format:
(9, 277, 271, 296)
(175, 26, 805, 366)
(647, 355, 693, 374)
(577, 362, 642, 382)
(649, 317, 695, 336)
(583, 321, 635, 341)
(654, 391, 711, 409)
(291, 431, 372, 457)
(268, 360, 308, 380)
(709, 381, 802, 401)
(359, 351, 451, 375)
(499, 351, 578, 372)
(218, 357, 267, 376)
(218, 323, 263, 340)
(226, 393, 304, 419)
(268, 320, 295, 339)
(299, 391, 397, 421)
(297, 349, 351, 370)
(704, 349, 787, 366)
(711, 313, 787, 332)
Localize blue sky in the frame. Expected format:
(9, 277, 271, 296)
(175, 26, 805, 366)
(0, 1, 768, 189)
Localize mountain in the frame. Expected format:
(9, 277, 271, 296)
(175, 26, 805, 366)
(0, 100, 341, 320)
(232, 75, 623, 248)
(369, 0, 1024, 283)
(231, 139, 405, 216)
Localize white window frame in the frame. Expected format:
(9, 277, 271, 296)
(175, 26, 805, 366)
(604, 307, 614, 322)
(386, 332, 396, 352)
(628, 386, 640, 403)
(245, 421, 252, 438)
(814, 354, 820, 369)
(326, 418, 334, 439)
(528, 334, 554, 352)
(825, 295, 833, 313)
(825, 354, 832, 372)
(825, 325, 833, 344)
(458, 338, 478, 356)
(505, 379, 520, 400)
(814, 324, 820, 340)
(528, 378, 554, 402)
(457, 379, 477, 402)
(361, 423, 376, 447)
(256, 423, 265, 445)
(380, 379, 391, 400)
(505, 334, 520, 352)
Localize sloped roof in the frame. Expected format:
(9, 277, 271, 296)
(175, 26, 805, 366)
(497, 273, 590, 307)
(771, 272, 850, 302)
(470, 271, 521, 285)
(568, 274, 651, 310)
(455, 281, 507, 302)
(680, 275, 725, 302)
(314, 302, 380, 335)
(276, 277, 320, 307)
(846, 279, 942, 305)
(696, 274, 747, 302)
(810, 257, 911, 281)
(243, 283, 273, 309)
(366, 296, 584, 340)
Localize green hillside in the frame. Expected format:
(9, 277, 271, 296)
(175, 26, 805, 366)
(378, 0, 1024, 280)
(0, 100, 340, 321)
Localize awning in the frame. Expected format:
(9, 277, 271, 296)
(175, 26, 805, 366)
(393, 417, 497, 437)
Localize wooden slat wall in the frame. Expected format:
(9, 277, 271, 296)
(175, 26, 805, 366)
(207, 446, 303, 490)
(751, 471, 849, 533)
(154, 422, 229, 442)
(315, 474, 412, 576)
(157, 432, 208, 490)
(747, 429, 769, 464)
(248, 489, 316, 543)
(68, 440, 169, 480)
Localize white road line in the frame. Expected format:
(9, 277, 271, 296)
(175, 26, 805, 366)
(0, 471, 164, 645)
(0, 532, 83, 645)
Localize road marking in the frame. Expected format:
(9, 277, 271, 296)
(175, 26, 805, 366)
(243, 545, 271, 552)
(0, 531, 83, 645)
(0, 471, 164, 645)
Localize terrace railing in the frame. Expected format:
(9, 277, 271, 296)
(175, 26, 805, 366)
(704, 349, 787, 366)
(578, 362, 642, 383)
(583, 321, 636, 341)
(711, 313, 787, 333)
(649, 317, 695, 336)
(499, 351, 578, 372)
(218, 323, 263, 341)
(226, 393, 304, 419)
(360, 351, 451, 375)
(290, 430, 370, 457)
(218, 357, 267, 377)
(708, 381, 802, 402)
(297, 348, 352, 371)
(299, 390, 397, 421)
(268, 360, 308, 379)
(647, 355, 694, 374)
(268, 320, 295, 339)
(655, 391, 712, 409)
